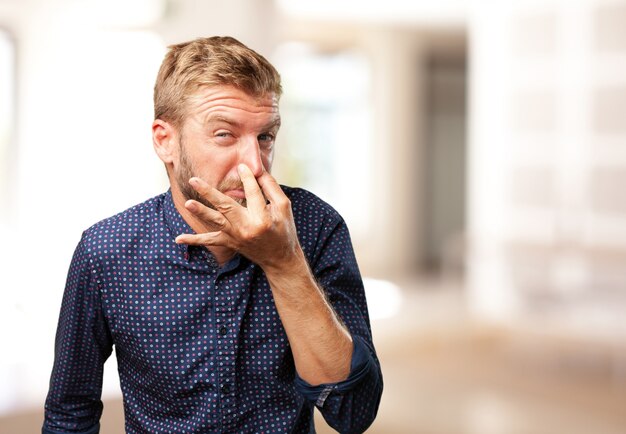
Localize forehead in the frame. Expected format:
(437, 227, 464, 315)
(186, 85, 279, 125)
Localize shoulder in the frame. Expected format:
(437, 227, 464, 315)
(281, 185, 342, 226)
(79, 193, 166, 254)
(280, 186, 350, 261)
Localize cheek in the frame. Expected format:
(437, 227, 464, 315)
(262, 150, 274, 169)
(201, 149, 240, 181)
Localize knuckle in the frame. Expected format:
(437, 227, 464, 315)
(216, 202, 234, 213)
(216, 215, 228, 228)
(261, 219, 273, 232)
(277, 196, 291, 209)
(239, 227, 256, 241)
(240, 221, 269, 241)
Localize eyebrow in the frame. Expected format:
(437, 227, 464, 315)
(205, 115, 281, 131)
(264, 117, 282, 130)
(205, 115, 241, 128)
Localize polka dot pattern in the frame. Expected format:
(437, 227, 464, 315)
(43, 188, 382, 433)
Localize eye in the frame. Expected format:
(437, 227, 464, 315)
(214, 130, 236, 145)
(258, 133, 275, 148)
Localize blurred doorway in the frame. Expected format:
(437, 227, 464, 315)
(421, 38, 467, 276)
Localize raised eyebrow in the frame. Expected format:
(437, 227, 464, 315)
(205, 115, 280, 131)
(205, 115, 241, 128)
(263, 117, 281, 131)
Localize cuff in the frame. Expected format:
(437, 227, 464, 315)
(294, 336, 374, 407)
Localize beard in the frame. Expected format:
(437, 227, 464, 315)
(176, 137, 247, 209)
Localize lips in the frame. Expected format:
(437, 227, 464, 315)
(224, 188, 245, 199)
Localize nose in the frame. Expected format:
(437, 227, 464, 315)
(239, 138, 264, 178)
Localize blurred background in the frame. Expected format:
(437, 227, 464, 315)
(2, 0, 626, 432)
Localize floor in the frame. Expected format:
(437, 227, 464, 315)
(3, 278, 626, 433)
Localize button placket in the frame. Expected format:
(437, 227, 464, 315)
(215, 276, 237, 426)
(190, 266, 219, 429)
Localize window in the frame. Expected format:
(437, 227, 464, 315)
(273, 43, 373, 237)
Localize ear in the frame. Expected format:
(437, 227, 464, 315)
(152, 119, 178, 164)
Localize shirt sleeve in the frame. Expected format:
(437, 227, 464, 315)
(293, 335, 380, 401)
(297, 216, 383, 433)
(42, 234, 113, 433)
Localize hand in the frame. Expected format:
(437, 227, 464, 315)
(175, 164, 303, 271)
(176, 167, 354, 386)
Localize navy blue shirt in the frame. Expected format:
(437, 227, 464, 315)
(43, 187, 383, 434)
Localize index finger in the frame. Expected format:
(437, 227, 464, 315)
(256, 171, 287, 205)
(238, 164, 266, 211)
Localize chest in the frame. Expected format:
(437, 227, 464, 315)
(97, 258, 284, 353)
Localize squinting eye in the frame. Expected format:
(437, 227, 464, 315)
(258, 133, 275, 143)
(214, 131, 236, 145)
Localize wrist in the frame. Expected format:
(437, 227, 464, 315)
(261, 244, 308, 277)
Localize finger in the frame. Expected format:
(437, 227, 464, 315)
(184, 199, 228, 229)
(189, 177, 240, 215)
(256, 172, 289, 207)
(237, 164, 266, 211)
(175, 231, 232, 248)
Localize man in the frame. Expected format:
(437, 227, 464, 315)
(43, 36, 382, 434)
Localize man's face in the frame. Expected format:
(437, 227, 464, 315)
(172, 85, 280, 208)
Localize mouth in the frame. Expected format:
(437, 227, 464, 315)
(223, 188, 245, 200)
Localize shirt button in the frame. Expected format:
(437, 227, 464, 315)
(221, 384, 231, 395)
(219, 326, 228, 336)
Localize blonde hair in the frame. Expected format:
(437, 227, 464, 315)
(154, 36, 282, 127)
